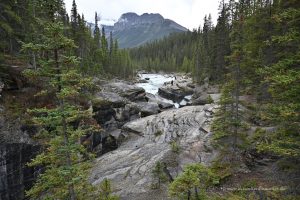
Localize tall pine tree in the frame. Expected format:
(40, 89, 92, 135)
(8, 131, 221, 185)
(22, 3, 99, 199)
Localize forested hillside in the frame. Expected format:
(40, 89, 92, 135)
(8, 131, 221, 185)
(0, 0, 134, 79)
(0, 0, 299, 199)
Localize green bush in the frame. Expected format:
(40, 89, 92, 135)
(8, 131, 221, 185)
(170, 141, 180, 154)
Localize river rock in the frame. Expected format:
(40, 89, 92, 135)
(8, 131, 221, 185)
(193, 85, 208, 99)
(123, 103, 141, 121)
(158, 87, 185, 102)
(136, 102, 160, 117)
(158, 75, 194, 102)
(145, 93, 174, 110)
(102, 82, 146, 102)
(191, 83, 221, 105)
(191, 93, 210, 105)
(94, 92, 126, 108)
(93, 105, 116, 125)
(90, 105, 218, 199)
(136, 79, 148, 83)
(92, 83, 144, 126)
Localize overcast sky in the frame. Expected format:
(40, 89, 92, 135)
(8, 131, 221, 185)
(64, 0, 220, 30)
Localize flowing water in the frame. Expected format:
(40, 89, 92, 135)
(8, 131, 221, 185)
(136, 73, 191, 108)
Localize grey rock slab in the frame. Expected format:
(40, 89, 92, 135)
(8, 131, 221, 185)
(146, 93, 174, 110)
(94, 91, 127, 108)
(90, 105, 218, 199)
(103, 82, 146, 102)
(136, 102, 160, 117)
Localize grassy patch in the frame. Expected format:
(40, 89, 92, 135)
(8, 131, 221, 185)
(170, 141, 180, 154)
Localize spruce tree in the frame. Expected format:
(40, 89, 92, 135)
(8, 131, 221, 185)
(109, 31, 113, 65)
(227, 0, 245, 150)
(213, 0, 231, 82)
(101, 26, 109, 71)
(211, 0, 249, 156)
(71, 0, 78, 35)
(257, 0, 300, 157)
(94, 12, 101, 49)
(98, 179, 119, 200)
(0, 0, 21, 58)
(22, 12, 99, 200)
(169, 164, 217, 200)
(152, 161, 168, 189)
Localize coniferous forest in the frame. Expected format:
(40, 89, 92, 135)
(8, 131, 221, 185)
(131, 0, 300, 156)
(0, 0, 299, 200)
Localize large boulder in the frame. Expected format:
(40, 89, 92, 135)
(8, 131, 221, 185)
(145, 93, 174, 110)
(191, 92, 210, 105)
(191, 84, 221, 105)
(94, 92, 127, 108)
(115, 103, 141, 122)
(158, 101, 174, 109)
(93, 104, 116, 125)
(158, 75, 194, 102)
(190, 93, 221, 106)
(92, 82, 145, 127)
(102, 82, 146, 102)
(136, 102, 160, 117)
(158, 87, 185, 102)
(90, 105, 219, 199)
(92, 91, 127, 126)
(192, 83, 209, 98)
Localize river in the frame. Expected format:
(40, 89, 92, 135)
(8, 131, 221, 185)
(136, 73, 192, 108)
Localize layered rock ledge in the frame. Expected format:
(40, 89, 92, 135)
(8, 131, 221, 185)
(90, 104, 219, 200)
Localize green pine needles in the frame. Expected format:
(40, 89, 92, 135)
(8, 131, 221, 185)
(22, 20, 102, 199)
(168, 164, 219, 200)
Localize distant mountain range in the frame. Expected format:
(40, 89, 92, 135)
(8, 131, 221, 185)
(90, 12, 188, 48)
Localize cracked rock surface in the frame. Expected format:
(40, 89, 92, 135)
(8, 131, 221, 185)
(90, 104, 219, 199)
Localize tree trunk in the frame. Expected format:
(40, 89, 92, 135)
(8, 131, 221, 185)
(61, 105, 76, 200)
(194, 187, 199, 200)
(32, 52, 37, 70)
(233, 60, 240, 150)
(187, 190, 191, 200)
(55, 48, 76, 200)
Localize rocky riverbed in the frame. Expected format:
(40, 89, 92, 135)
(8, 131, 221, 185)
(136, 73, 194, 108)
(90, 73, 220, 153)
(0, 69, 221, 200)
(90, 73, 221, 199)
